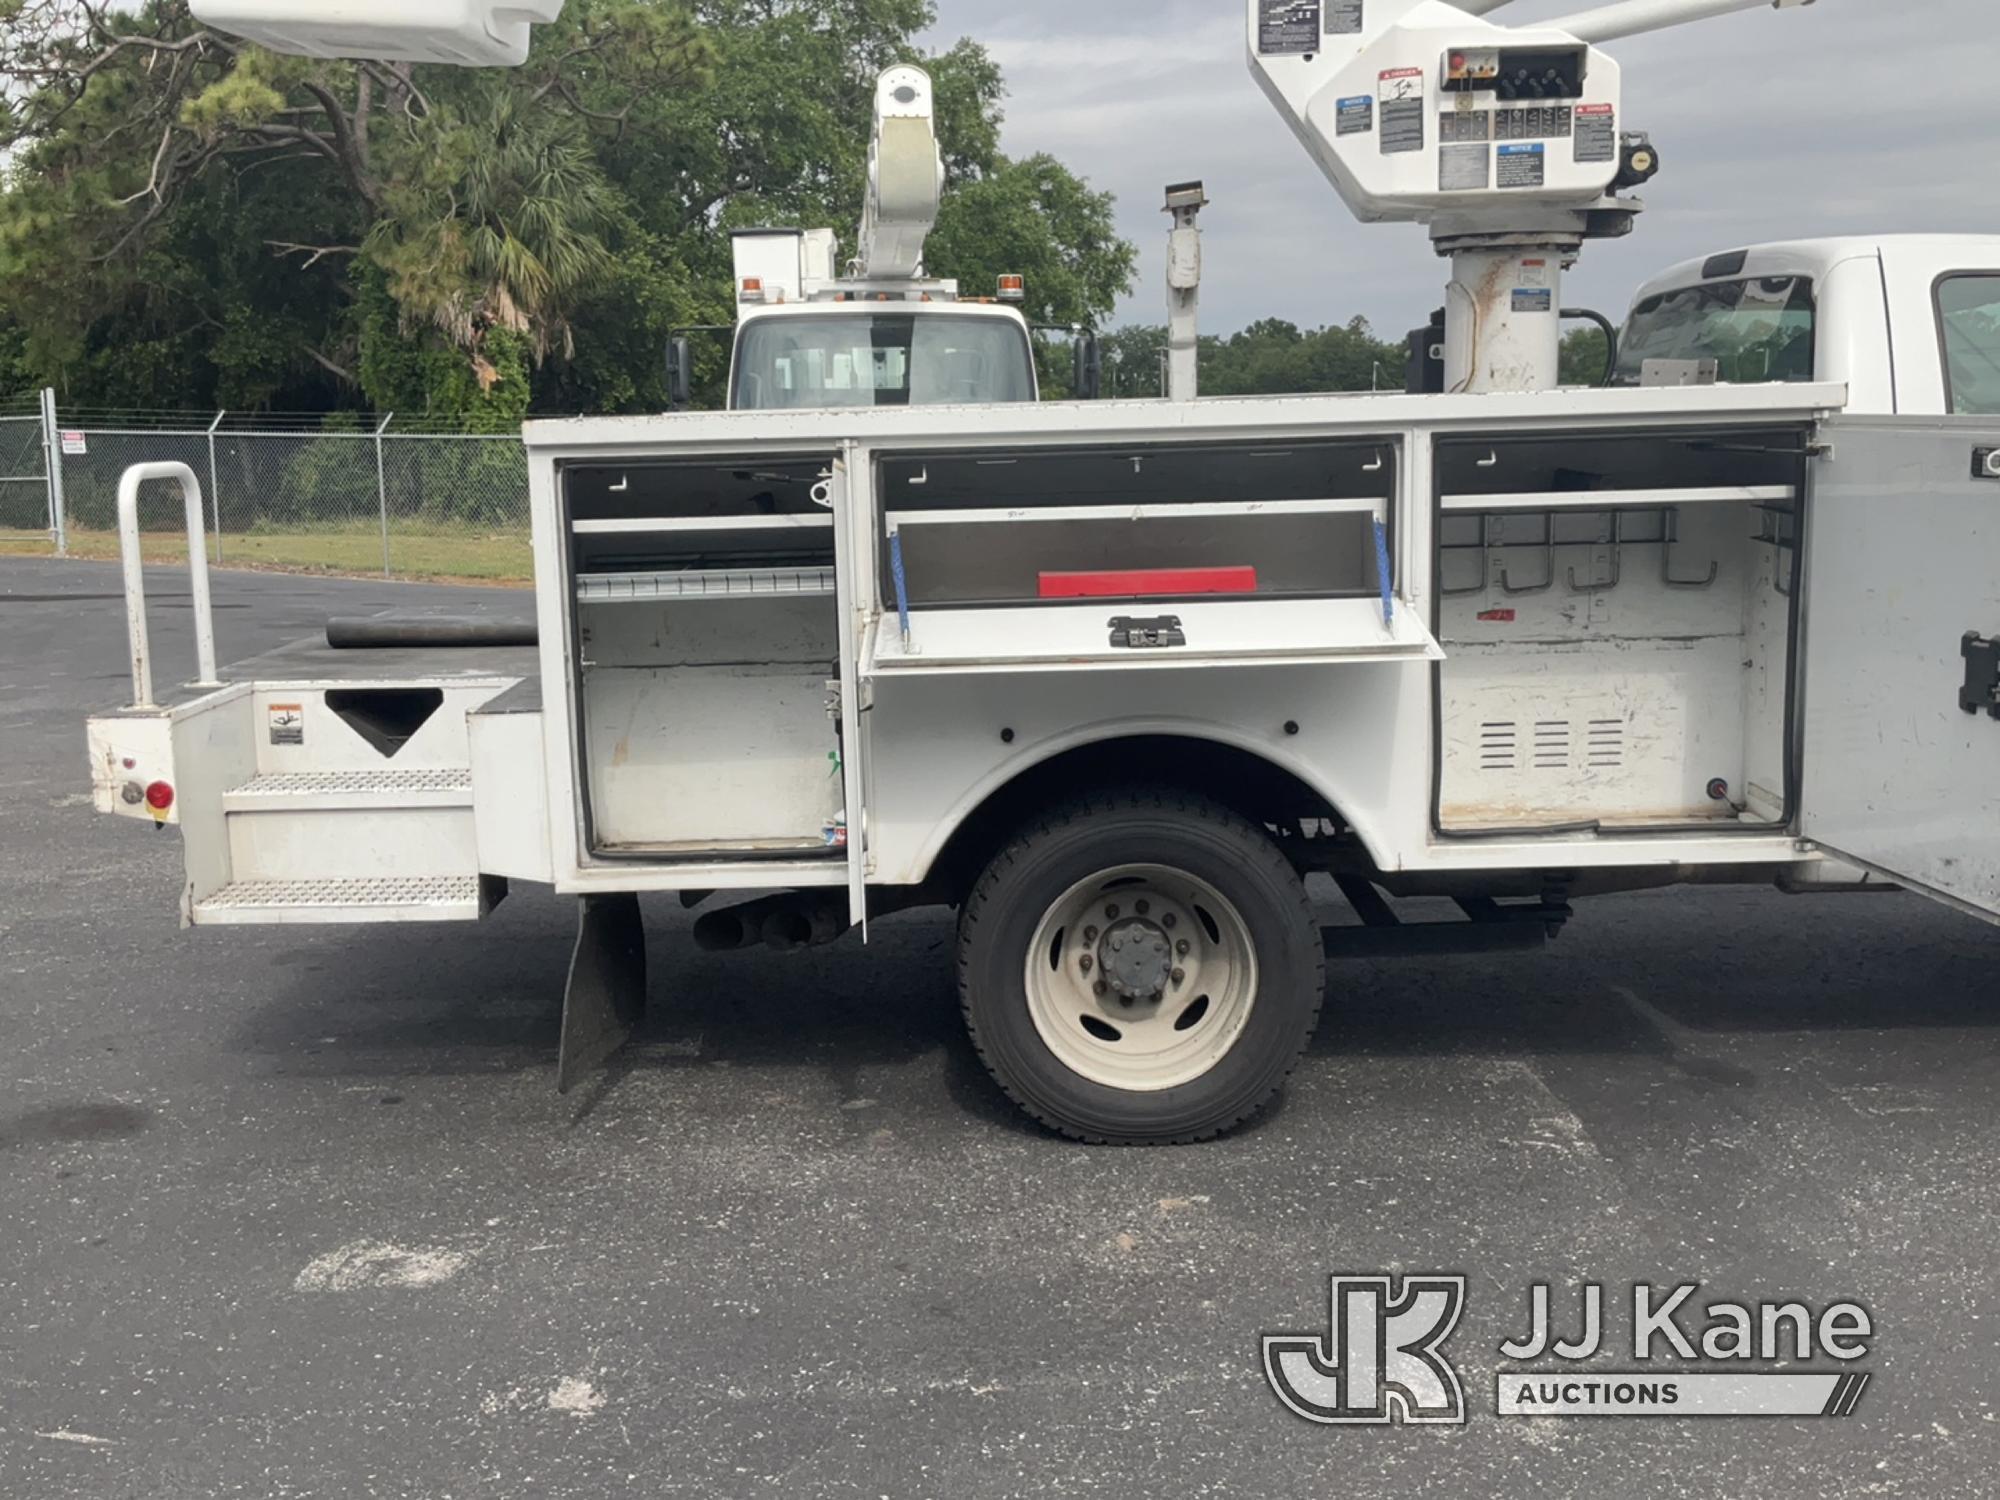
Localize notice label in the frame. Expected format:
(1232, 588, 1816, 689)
(1575, 103, 1617, 163)
(1378, 68, 1425, 155)
(1512, 288, 1555, 314)
(1497, 142, 1546, 189)
(1258, 0, 1320, 54)
(60, 431, 87, 456)
(268, 703, 305, 747)
(1440, 144, 1490, 192)
(1326, 0, 1363, 33)
(1336, 95, 1374, 136)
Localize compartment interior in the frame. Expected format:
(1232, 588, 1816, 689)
(1433, 427, 1805, 834)
(877, 439, 1395, 607)
(565, 456, 844, 858)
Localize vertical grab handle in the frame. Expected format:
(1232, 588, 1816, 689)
(117, 461, 220, 708)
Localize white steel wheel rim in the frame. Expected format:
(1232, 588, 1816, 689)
(1023, 862, 1259, 1093)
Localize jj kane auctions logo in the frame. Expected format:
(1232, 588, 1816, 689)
(1264, 1277, 1874, 1424)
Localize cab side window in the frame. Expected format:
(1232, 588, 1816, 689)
(1938, 274, 2000, 415)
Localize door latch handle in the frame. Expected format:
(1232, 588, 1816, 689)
(1962, 633, 2000, 719)
(1974, 447, 2000, 482)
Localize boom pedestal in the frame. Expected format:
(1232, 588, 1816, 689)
(1441, 241, 1571, 394)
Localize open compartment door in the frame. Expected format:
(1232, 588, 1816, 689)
(828, 449, 870, 936)
(858, 437, 1441, 677)
(1800, 418, 2000, 921)
(864, 594, 1441, 675)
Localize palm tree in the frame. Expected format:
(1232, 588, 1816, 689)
(367, 91, 620, 375)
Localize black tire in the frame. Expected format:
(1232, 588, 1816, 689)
(957, 789, 1325, 1145)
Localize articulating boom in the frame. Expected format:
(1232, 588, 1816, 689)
(856, 66, 947, 281)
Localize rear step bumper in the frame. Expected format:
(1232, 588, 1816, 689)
(192, 875, 493, 925)
(222, 768, 474, 812)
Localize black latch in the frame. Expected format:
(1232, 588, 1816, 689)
(1973, 447, 2000, 481)
(1962, 633, 2000, 719)
(1109, 615, 1186, 650)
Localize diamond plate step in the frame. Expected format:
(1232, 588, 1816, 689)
(192, 875, 485, 926)
(224, 767, 474, 812)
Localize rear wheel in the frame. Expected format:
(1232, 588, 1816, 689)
(958, 790, 1325, 1144)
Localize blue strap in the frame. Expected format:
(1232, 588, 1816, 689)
(890, 529, 911, 645)
(1373, 518, 1394, 627)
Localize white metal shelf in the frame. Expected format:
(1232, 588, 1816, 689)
(886, 497, 1385, 528)
(577, 567, 836, 603)
(1441, 485, 1796, 513)
(573, 514, 833, 535)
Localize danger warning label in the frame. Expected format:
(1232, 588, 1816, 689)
(1575, 103, 1617, 163)
(1258, 0, 1320, 54)
(1378, 68, 1425, 155)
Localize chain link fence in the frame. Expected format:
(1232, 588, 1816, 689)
(0, 403, 52, 540)
(1, 397, 533, 583)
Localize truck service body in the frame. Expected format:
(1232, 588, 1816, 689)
(90, 0, 2000, 1142)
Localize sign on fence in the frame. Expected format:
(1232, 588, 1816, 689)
(61, 431, 88, 455)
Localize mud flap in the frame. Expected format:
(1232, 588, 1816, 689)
(557, 892, 646, 1093)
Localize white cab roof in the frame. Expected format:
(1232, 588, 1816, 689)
(1632, 234, 2000, 305)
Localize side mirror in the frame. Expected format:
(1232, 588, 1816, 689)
(1073, 332, 1103, 402)
(665, 337, 693, 412)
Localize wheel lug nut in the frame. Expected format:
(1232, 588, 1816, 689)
(1093, 981, 1108, 997)
(1119, 995, 1134, 1009)
(1176, 940, 1190, 956)
(1162, 914, 1176, 929)
(1135, 900, 1149, 915)
(1083, 926, 1098, 942)
(1079, 956, 1093, 973)
(1105, 905, 1119, 919)
(1171, 968, 1185, 985)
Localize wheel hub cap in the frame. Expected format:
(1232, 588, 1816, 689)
(1100, 919, 1172, 1001)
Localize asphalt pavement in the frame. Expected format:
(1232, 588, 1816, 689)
(2, 555, 1996, 1498)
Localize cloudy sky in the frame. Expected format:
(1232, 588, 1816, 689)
(920, 0, 1998, 336)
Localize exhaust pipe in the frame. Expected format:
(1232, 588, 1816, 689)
(760, 896, 848, 952)
(693, 894, 851, 953)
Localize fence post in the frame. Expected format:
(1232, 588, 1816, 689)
(205, 410, 225, 564)
(374, 411, 394, 579)
(39, 387, 67, 556)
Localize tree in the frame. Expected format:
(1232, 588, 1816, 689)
(1090, 318, 1404, 400)
(0, 0, 1137, 419)
(1559, 325, 1613, 387)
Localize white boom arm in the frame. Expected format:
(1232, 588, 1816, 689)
(1546, 0, 1816, 45)
(190, 0, 565, 64)
(855, 67, 947, 281)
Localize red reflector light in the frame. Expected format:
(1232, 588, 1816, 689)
(1039, 566, 1258, 600)
(144, 780, 174, 811)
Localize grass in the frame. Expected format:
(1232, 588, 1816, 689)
(0, 524, 533, 586)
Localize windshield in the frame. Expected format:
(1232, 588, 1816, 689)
(731, 313, 1036, 410)
(1614, 276, 1816, 386)
(1938, 273, 2000, 415)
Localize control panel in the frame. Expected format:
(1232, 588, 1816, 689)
(1248, 0, 1624, 226)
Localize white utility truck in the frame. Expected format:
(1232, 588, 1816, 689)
(90, 0, 2000, 1144)
(1615, 235, 2000, 415)
(670, 67, 1047, 413)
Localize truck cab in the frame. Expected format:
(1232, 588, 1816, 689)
(1616, 234, 2000, 416)
(726, 227, 1038, 411)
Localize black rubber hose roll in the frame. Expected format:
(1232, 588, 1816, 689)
(325, 618, 539, 649)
